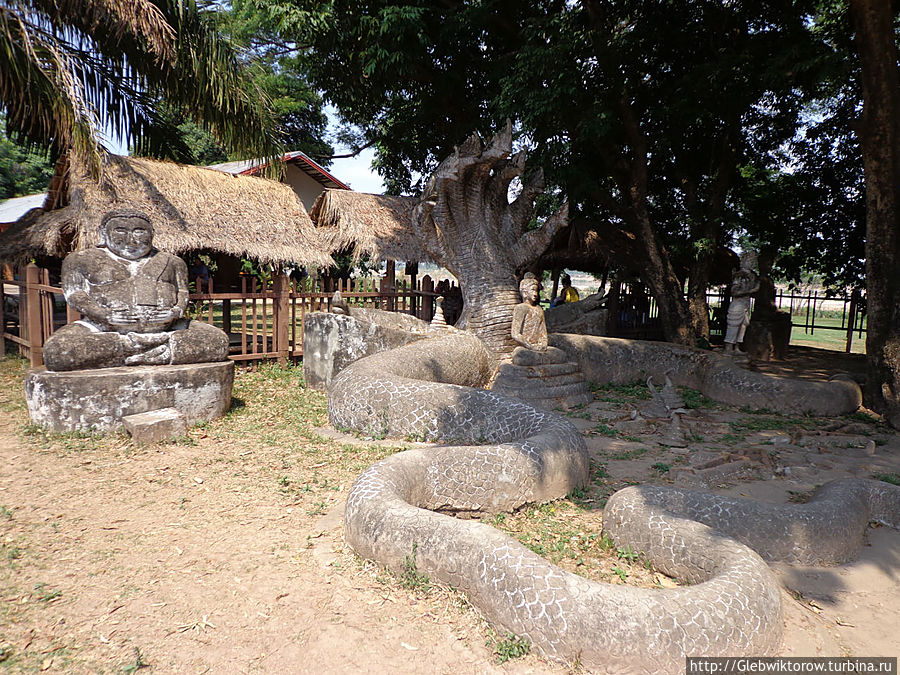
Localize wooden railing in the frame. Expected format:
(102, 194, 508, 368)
(1, 264, 441, 366)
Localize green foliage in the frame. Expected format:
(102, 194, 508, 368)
(260, 0, 866, 339)
(489, 633, 530, 663)
(609, 447, 648, 461)
(594, 423, 618, 438)
(0, 117, 54, 198)
(398, 543, 430, 592)
(592, 381, 652, 404)
(121, 647, 150, 674)
(616, 545, 639, 562)
(210, 1, 333, 162)
(679, 388, 714, 410)
(32, 582, 61, 603)
(875, 473, 900, 486)
(1, 0, 282, 167)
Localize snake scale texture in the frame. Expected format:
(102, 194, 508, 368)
(330, 332, 900, 674)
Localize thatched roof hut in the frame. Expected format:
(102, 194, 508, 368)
(309, 189, 429, 263)
(0, 153, 334, 268)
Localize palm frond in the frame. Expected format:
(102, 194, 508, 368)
(0, 0, 282, 171)
(27, 0, 176, 63)
(0, 7, 101, 167)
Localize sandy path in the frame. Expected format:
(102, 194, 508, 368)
(2, 388, 899, 672)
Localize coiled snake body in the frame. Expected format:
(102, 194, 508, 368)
(330, 332, 899, 673)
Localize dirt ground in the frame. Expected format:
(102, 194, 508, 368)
(0, 347, 898, 674)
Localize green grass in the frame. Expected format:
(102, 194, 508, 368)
(679, 387, 714, 409)
(608, 447, 649, 461)
(720, 413, 825, 444)
(397, 543, 431, 592)
(789, 314, 866, 354)
(591, 380, 652, 404)
(121, 647, 150, 673)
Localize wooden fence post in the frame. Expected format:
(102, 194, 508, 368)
(845, 288, 859, 353)
(273, 271, 290, 364)
(380, 274, 392, 311)
(25, 263, 43, 367)
(406, 261, 418, 316)
(384, 261, 396, 311)
(0, 275, 5, 356)
(421, 275, 434, 322)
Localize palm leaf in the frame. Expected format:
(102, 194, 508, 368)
(0, 0, 282, 172)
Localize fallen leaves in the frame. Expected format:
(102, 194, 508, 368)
(175, 615, 217, 633)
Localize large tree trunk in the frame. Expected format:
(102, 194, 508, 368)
(413, 124, 566, 359)
(614, 95, 697, 347)
(850, 0, 900, 428)
(633, 209, 695, 346)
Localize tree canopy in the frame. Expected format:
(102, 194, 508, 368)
(262, 0, 846, 342)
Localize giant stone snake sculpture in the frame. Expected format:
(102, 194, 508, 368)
(329, 331, 900, 673)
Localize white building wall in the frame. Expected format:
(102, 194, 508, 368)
(283, 165, 326, 211)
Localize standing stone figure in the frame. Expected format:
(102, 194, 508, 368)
(724, 254, 760, 354)
(42, 209, 229, 371)
(510, 274, 548, 351)
(745, 252, 792, 361)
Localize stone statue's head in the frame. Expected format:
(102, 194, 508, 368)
(739, 249, 758, 272)
(99, 209, 154, 261)
(519, 274, 540, 303)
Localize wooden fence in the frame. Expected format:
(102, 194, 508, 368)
(1, 264, 442, 367)
(2, 262, 869, 366)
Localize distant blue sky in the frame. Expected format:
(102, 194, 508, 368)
(329, 146, 385, 194)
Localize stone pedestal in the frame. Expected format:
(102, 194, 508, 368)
(490, 346, 593, 410)
(25, 361, 234, 432)
(745, 313, 792, 362)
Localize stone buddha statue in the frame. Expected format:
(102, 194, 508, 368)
(42, 209, 229, 371)
(510, 274, 549, 351)
(490, 273, 592, 409)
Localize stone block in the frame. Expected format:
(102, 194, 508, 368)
(302, 310, 428, 391)
(122, 408, 187, 444)
(25, 361, 233, 432)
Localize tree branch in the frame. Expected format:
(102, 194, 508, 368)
(315, 138, 378, 161)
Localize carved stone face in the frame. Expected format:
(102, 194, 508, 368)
(103, 217, 154, 260)
(520, 279, 540, 305)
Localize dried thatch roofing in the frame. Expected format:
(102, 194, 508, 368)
(0, 153, 334, 267)
(309, 189, 429, 263)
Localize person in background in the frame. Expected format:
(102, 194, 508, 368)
(552, 273, 580, 307)
(189, 257, 211, 288)
(561, 274, 580, 304)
